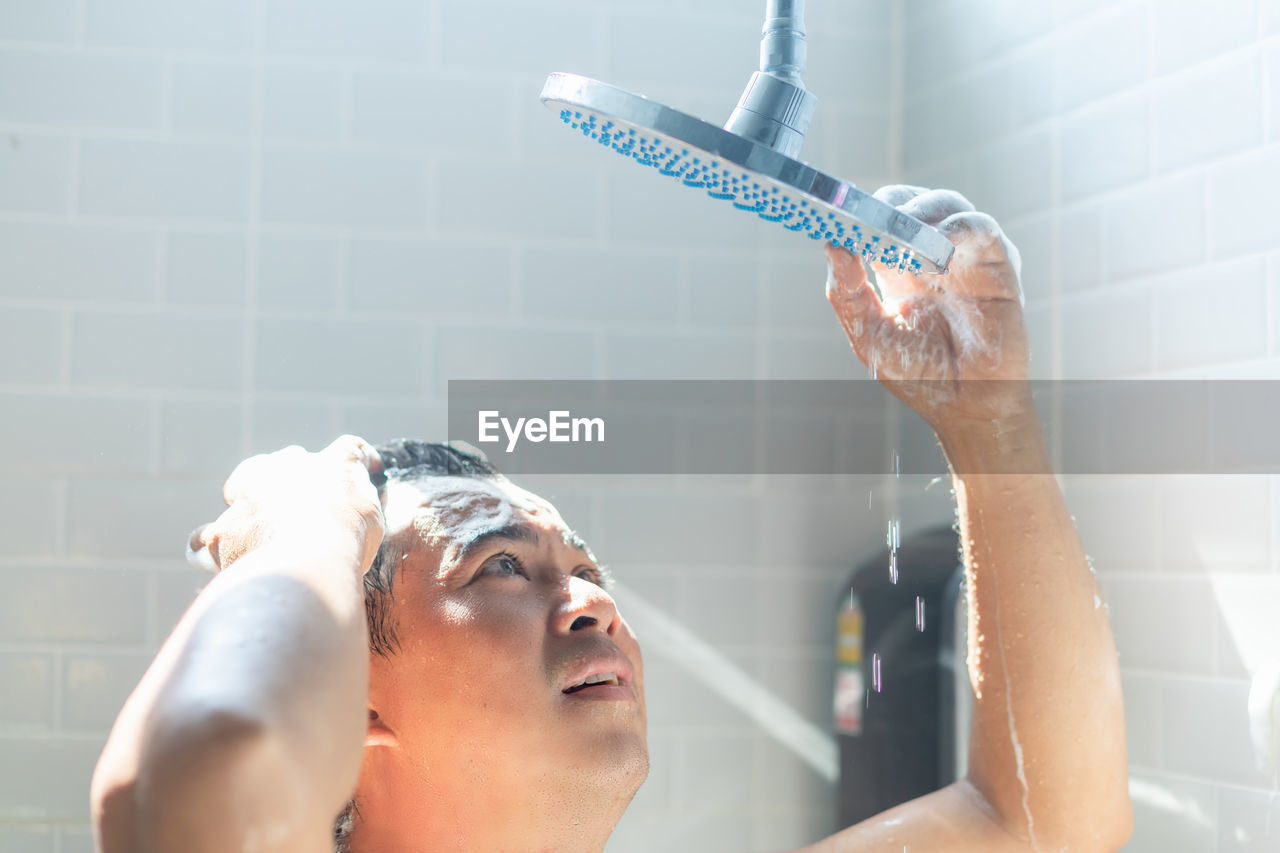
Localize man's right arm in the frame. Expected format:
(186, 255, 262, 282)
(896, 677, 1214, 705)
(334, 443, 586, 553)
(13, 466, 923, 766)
(90, 437, 384, 853)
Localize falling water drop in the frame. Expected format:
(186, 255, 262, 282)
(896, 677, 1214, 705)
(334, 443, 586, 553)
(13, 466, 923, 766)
(915, 596, 926, 631)
(888, 551, 898, 584)
(872, 653, 882, 692)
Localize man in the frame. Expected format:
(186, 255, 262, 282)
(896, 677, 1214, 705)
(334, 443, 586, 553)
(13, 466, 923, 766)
(90, 188, 1133, 852)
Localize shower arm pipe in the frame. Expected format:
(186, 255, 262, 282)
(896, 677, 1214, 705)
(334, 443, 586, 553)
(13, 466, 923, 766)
(723, 0, 818, 159)
(761, 0, 808, 79)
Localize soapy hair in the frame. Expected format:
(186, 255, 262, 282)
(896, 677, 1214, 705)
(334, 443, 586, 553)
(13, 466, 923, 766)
(334, 439, 500, 853)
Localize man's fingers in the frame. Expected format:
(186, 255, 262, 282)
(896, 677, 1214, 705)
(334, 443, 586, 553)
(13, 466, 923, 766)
(939, 211, 1025, 304)
(223, 444, 307, 505)
(826, 244, 888, 363)
(872, 184, 928, 207)
(323, 434, 386, 488)
(899, 189, 976, 227)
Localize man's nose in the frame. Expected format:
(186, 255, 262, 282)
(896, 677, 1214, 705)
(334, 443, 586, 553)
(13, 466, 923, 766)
(554, 576, 621, 637)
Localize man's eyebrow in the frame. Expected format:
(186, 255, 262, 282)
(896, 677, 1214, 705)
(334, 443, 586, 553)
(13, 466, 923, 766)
(455, 523, 539, 563)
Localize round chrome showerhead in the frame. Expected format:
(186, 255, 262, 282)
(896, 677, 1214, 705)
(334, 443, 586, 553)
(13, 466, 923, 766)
(540, 72, 954, 275)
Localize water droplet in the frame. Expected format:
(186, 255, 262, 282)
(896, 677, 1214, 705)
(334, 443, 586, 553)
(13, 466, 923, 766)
(872, 653, 882, 692)
(888, 551, 898, 584)
(915, 596, 926, 631)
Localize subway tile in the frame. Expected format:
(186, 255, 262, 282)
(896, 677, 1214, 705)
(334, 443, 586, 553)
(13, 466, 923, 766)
(972, 129, 1052, 220)
(605, 330, 755, 379)
(1153, 0, 1258, 73)
(753, 575, 841, 652)
(248, 399, 338, 456)
(80, 139, 250, 221)
(606, 11, 761, 101)
(0, 825, 54, 853)
(0, 566, 147, 643)
(1127, 771, 1220, 853)
(260, 146, 427, 228)
(0, 133, 70, 214)
(602, 161, 777, 249)
(439, 157, 599, 242)
(0, 306, 63, 384)
(262, 66, 341, 142)
(170, 60, 253, 136)
(0, 478, 60, 556)
(338, 401, 446, 445)
(58, 827, 94, 853)
(756, 650, 839, 733)
(0, 222, 159, 302)
(1269, 0, 1280, 34)
(0, 0, 77, 41)
(165, 231, 247, 306)
(84, 0, 252, 52)
(764, 334, 868, 380)
(1055, 3, 1149, 112)
(159, 398, 244, 476)
(1154, 257, 1268, 371)
(1062, 478, 1162, 572)
(350, 73, 514, 153)
(1154, 52, 1263, 173)
(442, 1, 601, 77)
(348, 238, 512, 316)
(1059, 203, 1104, 293)
(254, 316, 426, 394)
(0, 394, 151, 474)
(263, 0, 429, 62)
(626, 644, 757, 733)
(687, 254, 758, 328)
(679, 732, 755, 813)
(1218, 786, 1280, 851)
(0, 737, 104, 820)
(816, 107, 892, 188)
(1060, 93, 1148, 202)
(1209, 575, 1280, 676)
(1010, 47, 1056, 128)
(0, 50, 162, 129)
(67, 478, 223, 559)
(1060, 286, 1153, 377)
(1005, 213, 1052, 297)
(0, 652, 53, 732)
(753, 735, 832, 813)
(1103, 173, 1206, 282)
(1209, 148, 1280, 258)
(435, 324, 597, 383)
(1271, 43, 1280, 143)
(602, 493, 760, 566)
(1024, 302, 1053, 376)
(71, 310, 243, 390)
(1105, 576, 1216, 673)
(154, 570, 207, 640)
(522, 246, 679, 325)
(257, 234, 339, 308)
(1163, 677, 1264, 786)
(761, 252, 836, 331)
(1121, 673, 1163, 768)
(62, 652, 151, 732)
(684, 569, 761, 647)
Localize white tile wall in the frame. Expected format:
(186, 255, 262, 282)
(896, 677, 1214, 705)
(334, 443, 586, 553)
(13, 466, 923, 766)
(897, 1, 1280, 849)
(11, 0, 1278, 849)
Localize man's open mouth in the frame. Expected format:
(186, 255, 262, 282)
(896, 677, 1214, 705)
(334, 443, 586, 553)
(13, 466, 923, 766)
(562, 672, 622, 694)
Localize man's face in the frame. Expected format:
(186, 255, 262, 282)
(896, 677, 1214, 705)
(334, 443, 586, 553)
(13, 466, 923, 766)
(365, 474, 647, 826)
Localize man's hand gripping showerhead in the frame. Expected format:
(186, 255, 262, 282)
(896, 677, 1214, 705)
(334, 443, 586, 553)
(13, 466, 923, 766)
(825, 186, 1031, 440)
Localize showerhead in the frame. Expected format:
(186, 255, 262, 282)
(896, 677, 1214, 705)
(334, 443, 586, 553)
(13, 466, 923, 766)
(540, 2, 954, 275)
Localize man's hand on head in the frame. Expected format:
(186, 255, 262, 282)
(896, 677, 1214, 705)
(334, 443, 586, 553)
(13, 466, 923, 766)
(825, 186, 1032, 440)
(186, 435, 387, 577)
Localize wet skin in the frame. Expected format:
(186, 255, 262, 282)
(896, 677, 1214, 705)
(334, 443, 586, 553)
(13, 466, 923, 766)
(353, 476, 647, 851)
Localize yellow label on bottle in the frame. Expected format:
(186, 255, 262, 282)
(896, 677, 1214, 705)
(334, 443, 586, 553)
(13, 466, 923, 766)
(836, 597, 863, 666)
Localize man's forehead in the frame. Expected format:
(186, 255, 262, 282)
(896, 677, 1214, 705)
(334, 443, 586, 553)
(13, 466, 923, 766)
(383, 475, 566, 550)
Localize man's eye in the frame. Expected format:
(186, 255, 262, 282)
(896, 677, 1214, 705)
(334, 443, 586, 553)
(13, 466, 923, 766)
(480, 553, 527, 579)
(575, 567, 605, 587)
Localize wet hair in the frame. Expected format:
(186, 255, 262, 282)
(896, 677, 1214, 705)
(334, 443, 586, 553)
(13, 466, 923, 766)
(334, 439, 500, 853)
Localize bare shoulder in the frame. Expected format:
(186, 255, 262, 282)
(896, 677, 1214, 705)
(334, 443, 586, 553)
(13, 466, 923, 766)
(783, 783, 1033, 853)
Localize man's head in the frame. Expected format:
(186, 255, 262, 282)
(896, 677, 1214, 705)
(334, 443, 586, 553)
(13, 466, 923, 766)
(338, 440, 647, 852)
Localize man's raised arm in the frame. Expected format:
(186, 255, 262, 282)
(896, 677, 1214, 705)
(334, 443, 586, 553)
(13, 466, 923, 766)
(90, 436, 384, 853)
(804, 187, 1132, 852)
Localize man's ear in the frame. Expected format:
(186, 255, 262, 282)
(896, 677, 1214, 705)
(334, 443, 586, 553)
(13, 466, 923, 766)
(365, 707, 397, 748)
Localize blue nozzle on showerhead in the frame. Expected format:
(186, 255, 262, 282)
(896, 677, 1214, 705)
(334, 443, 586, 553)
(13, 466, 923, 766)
(539, 0, 953, 275)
